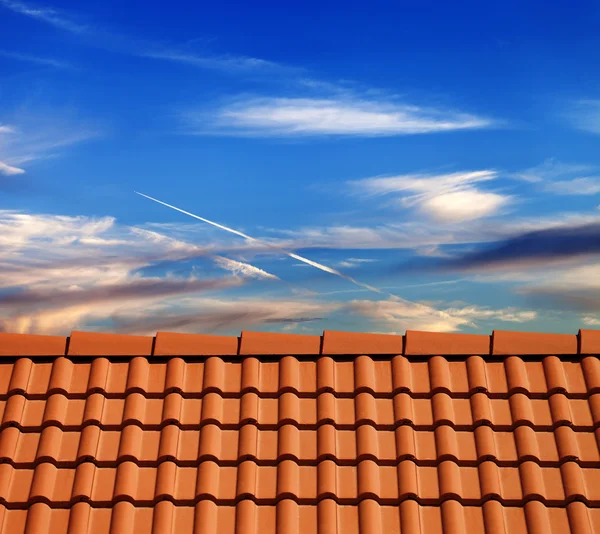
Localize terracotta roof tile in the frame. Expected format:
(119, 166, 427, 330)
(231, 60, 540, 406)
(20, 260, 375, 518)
(0, 328, 598, 533)
(404, 330, 490, 356)
(68, 331, 153, 357)
(321, 331, 403, 355)
(239, 331, 321, 355)
(492, 330, 578, 356)
(0, 333, 67, 357)
(154, 332, 238, 356)
(580, 329, 600, 355)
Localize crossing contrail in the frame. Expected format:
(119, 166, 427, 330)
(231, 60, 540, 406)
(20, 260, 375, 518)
(135, 191, 462, 322)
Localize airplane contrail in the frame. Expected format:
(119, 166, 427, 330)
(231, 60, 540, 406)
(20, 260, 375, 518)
(135, 191, 463, 322)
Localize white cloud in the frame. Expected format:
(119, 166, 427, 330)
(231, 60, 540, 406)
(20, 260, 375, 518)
(563, 99, 600, 134)
(337, 258, 378, 268)
(213, 256, 279, 280)
(420, 190, 507, 222)
(0, 0, 87, 33)
(352, 170, 496, 196)
(0, 114, 98, 173)
(543, 177, 600, 195)
(583, 316, 600, 326)
(514, 159, 600, 195)
(0, 161, 25, 175)
(350, 170, 509, 222)
(0, 49, 71, 68)
(0, 210, 279, 289)
(347, 299, 537, 333)
(347, 299, 470, 332)
(142, 51, 285, 73)
(443, 305, 537, 323)
(513, 159, 593, 183)
(192, 97, 492, 137)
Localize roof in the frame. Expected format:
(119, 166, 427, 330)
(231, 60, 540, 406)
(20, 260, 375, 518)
(0, 328, 598, 534)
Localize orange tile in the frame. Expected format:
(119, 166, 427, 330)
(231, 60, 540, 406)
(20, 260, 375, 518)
(492, 330, 578, 356)
(404, 330, 490, 356)
(580, 329, 600, 355)
(0, 333, 67, 357)
(321, 331, 403, 355)
(239, 331, 321, 355)
(0, 328, 598, 534)
(68, 331, 153, 356)
(154, 332, 238, 356)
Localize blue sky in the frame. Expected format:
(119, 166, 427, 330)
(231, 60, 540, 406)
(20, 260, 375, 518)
(1, 0, 599, 336)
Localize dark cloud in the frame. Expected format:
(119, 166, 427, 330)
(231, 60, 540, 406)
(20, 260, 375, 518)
(0, 277, 243, 311)
(446, 223, 600, 270)
(520, 289, 600, 313)
(111, 310, 325, 335)
(393, 223, 600, 274)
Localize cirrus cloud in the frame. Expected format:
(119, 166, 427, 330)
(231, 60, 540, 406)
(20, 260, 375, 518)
(187, 97, 493, 137)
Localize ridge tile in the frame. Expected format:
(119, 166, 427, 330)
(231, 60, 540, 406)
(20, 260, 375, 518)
(492, 330, 578, 356)
(67, 331, 153, 357)
(239, 331, 321, 355)
(404, 331, 490, 356)
(321, 331, 403, 355)
(0, 333, 67, 357)
(154, 332, 238, 356)
(580, 329, 600, 355)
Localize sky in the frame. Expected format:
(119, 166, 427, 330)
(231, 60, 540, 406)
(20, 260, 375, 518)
(1, 0, 600, 337)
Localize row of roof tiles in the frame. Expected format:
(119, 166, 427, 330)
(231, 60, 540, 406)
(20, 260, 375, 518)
(1, 391, 599, 430)
(0, 424, 598, 467)
(4, 500, 599, 534)
(2, 329, 600, 357)
(2, 355, 599, 397)
(0, 459, 599, 505)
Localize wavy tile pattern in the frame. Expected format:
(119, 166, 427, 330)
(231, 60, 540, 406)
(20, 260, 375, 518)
(0, 329, 598, 534)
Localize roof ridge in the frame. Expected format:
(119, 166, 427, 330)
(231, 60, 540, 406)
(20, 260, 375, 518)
(0, 329, 598, 357)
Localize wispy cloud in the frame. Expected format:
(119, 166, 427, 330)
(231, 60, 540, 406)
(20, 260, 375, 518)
(337, 258, 379, 269)
(0, 161, 25, 176)
(517, 264, 600, 313)
(442, 305, 537, 323)
(544, 177, 600, 195)
(0, 49, 71, 68)
(514, 159, 594, 183)
(583, 316, 600, 326)
(514, 159, 600, 195)
(350, 170, 510, 222)
(1, 1, 283, 76)
(346, 299, 536, 333)
(0, 0, 87, 33)
(563, 99, 600, 134)
(0, 114, 98, 173)
(107, 297, 339, 336)
(213, 256, 279, 280)
(187, 97, 493, 137)
(141, 51, 288, 74)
